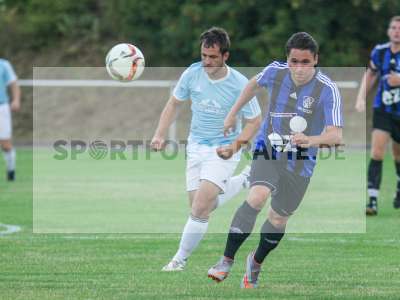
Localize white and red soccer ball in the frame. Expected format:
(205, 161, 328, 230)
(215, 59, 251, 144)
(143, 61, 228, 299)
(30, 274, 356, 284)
(105, 43, 145, 81)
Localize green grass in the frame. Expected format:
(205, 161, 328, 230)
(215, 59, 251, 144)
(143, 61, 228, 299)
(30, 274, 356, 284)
(0, 149, 399, 299)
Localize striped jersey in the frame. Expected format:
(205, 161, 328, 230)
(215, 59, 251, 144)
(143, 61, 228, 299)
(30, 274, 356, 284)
(369, 43, 400, 116)
(173, 62, 261, 146)
(254, 61, 343, 178)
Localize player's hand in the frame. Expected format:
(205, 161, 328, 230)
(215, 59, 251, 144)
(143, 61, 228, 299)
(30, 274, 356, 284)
(387, 72, 400, 87)
(216, 143, 237, 160)
(150, 135, 165, 151)
(355, 99, 365, 113)
(291, 133, 312, 148)
(223, 112, 237, 137)
(10, 101, 20, 112)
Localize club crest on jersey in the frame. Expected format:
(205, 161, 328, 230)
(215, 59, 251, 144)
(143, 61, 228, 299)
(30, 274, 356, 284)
(298, 96, 315, 114)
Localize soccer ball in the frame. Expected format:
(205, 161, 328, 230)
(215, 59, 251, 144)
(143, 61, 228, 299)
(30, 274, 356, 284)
(105, 43, 145, 81)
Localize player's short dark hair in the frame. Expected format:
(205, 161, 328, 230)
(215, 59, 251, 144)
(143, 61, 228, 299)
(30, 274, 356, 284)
(285, 32, 319, 57)
(200, 27, 230, 55)
(390, 15, 400, 24)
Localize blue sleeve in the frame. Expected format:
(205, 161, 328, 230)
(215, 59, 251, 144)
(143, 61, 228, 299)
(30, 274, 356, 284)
(369, 46, 381, 72)
(2, 60, 17, 85)
(173, 68, 191, 101)
(321, 84, 343, 127)
(256, 64, 273, 88)
(256, 62, 281, 88)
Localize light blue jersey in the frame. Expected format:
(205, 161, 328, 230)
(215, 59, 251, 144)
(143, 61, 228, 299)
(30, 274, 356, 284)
(173, 62, 261, 145)
(0, 59, 17, 105)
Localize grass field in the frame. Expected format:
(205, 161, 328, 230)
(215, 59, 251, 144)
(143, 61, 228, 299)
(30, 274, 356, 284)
(1, 149, 399, 299)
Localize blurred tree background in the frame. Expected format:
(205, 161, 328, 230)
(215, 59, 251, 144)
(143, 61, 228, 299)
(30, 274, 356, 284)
(1, 0, 399, 76)
(0, 0, 398, 142)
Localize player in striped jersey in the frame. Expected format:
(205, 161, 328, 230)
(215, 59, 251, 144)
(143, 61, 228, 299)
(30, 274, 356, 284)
(355, 16, 400, 215)
(151, 27, 261, 271)
(208, 32, 343, 288)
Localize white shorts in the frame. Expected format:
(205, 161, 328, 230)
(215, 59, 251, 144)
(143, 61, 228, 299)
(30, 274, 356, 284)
(186, 142, 241, 193)
(0, 103, 12, 140)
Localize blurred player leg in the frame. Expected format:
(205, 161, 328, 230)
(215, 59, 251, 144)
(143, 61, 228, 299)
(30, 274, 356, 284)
(367, 129, 390, 215)
(1, 141, 16, 181)
(0, 104, 16, 181)
(392, 141, 400, 208)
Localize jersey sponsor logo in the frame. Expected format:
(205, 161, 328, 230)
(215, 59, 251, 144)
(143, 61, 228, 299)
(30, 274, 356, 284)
(198, 98, 225, 115)
(194, 85, 202, 92)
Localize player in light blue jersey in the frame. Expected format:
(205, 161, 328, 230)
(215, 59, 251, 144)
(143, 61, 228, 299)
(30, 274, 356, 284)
(151, 27, 261, 271)
(0, 59, 21, 181)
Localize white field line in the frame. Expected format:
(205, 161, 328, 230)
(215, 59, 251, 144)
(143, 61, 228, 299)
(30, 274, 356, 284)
(41, 235, 398, 245)
(18, 79, 358, 89)
(0, 223, 22, 236)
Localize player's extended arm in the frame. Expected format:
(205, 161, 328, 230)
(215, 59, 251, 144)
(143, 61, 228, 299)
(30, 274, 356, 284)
(217, 115, 262, 160)
(223, 76, 263, 136)
(355, 68, 378, 112)
(291, 126, 343, 148)
(150, 96, 183, 150)
(9, 81, 21, 112)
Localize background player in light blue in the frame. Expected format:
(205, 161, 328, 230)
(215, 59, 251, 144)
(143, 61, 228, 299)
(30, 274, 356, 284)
(150, 27, 261, 271)
(0, 58, 21, 181)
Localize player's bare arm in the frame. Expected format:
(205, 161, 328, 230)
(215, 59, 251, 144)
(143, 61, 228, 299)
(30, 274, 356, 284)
(9, 80, 21, 112)
(151, 96, 183, 150)
(217, 115, 262, 160)
(291, 125, 342, 148)
(355, 68, 378, 112)
(223, 77, 262, 135)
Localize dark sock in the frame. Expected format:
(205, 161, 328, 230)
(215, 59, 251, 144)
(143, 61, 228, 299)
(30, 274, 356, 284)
(395, 162, 400, 199)
(254, 220, 285, 264)
(7, 170, 15, 181)
(224, 201, 260, 260)
(367, 159, 383, 205)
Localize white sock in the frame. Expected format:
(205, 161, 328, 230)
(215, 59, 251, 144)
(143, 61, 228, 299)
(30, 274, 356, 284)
(2, 148, 16, 171)
(217, 174, 246, 207)
(173, 215, 209, 262)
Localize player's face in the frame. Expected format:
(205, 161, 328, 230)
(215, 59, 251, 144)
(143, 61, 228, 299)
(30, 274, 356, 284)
(287, 49, 318, 85)
(201, 43, 229, 76)
(388, 20, 400, 44)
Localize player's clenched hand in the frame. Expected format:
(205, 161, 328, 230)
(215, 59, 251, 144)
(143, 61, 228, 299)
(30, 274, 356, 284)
(216, 144, 236, 160)
(223, 113, 237, 137)
(10, 101, 20, 112)
(387, 72, 400, 87)
(150, 135, 165, 151)
(291, 133, 312, 148)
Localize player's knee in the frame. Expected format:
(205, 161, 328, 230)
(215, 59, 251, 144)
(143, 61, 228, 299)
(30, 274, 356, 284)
(247, 186, 270, 210)
(0, 141, 12, 152)
(268, 209, 288, 229)
(371, 147, 385, 160)
(191, 199, 212, 219)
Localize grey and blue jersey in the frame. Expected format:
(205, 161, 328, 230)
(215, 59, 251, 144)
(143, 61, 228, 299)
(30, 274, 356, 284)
(254, 61, 343, 178)
(173, 62, 261, 146)
(0, 59, 17, 105)
(369, 43, 400, 116)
